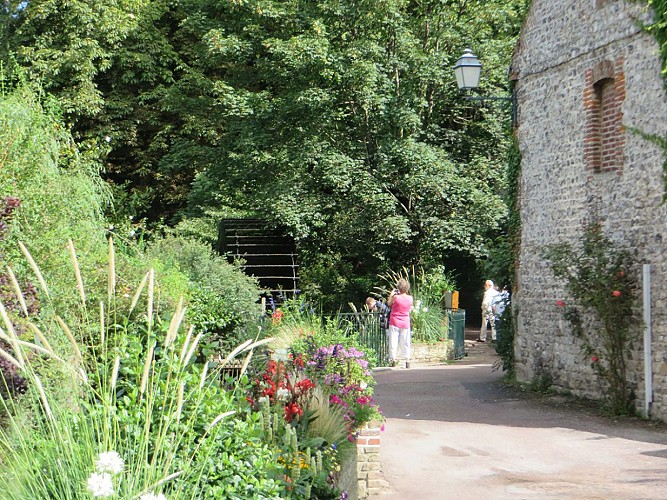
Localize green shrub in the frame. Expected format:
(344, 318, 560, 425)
(0, 83, 111, 315)
(144, 235, 264, 356)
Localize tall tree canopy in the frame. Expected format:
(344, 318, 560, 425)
(2, 0, 530, 305)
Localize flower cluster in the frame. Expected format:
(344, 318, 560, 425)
(329, 383, 382, 440)
(87, 452, 167, 499)
(308, 344, 371, 384)
(272, 309, 284, 326)
(249, 356, 316, 423)
(411, 299, 429, 315)
(305, 344, 382, 439)
(87, 452, 124, 498)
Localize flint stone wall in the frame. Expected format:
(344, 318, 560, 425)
(512, 0, 667, 419)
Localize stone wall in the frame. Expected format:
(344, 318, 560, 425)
(337, 421, 384, 499)
(411, 340, 453, 364)
(512, 0, 667, 418)
(355, 421, 383, 498)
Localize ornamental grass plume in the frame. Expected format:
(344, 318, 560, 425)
(0, 238, 279, 498)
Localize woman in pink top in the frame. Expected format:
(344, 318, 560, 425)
(387, 278, 413, 368)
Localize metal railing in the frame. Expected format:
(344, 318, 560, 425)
(335, 312, 391, 366)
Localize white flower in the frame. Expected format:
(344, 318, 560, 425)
(258, 396, 270, 405)
(360, 381, 368, 390)
(87, 472, 114, 497)
(140, 492, 167, 500)
(271, 348, 289, 362)
(423, 307, 429, 313)
(276, 387, 291, 401)
(96, 451, 124, 474)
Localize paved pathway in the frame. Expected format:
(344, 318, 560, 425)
(370, 331, 667, 499)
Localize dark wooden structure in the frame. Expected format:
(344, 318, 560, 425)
(216, 218, 298, 301)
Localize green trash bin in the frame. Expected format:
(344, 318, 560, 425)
(447, 309, 466, 359)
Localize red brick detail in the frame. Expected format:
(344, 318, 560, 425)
(583, 59, 625, 174)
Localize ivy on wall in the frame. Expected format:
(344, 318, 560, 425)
(641, 0, 667, 191)
(645, 0, 667, 87)
(494, 132, 521, 377)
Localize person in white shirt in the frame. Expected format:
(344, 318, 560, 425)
(478, 279, 500, 343)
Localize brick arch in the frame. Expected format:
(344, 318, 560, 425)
(583, 58, 626, 174)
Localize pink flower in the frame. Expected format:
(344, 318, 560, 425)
(591, 356, 599, 362)
(611, 290, 622, 297)
(556, 300, 566, 307)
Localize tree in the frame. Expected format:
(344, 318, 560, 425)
(3, 0, 530, 308)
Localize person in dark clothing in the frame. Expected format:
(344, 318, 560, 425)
(366, 296, 390, 331)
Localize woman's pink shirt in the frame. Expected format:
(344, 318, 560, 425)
(389, 294, 413, 329)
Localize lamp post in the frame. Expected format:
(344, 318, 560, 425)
(453, 49, 517, 127)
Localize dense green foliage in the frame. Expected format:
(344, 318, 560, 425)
(483, 134, 521, 375)
(0, 249, 283, 499)
(1, 0, 530, 308)
(0, 61, 387, 499)
(645, 0, 667, 88)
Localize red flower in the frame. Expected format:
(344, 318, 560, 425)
(291, 354, 305, 368)
(591, 356, 599, 362)
(615, 270, 625, 278)
(556, 300, 566, 307)
(611, 290, 622, 297)
(356, 396, 371, 405)
(284, 402, 303, 422)
(271, 309, 284, 326)
(295, 378, 316, 393)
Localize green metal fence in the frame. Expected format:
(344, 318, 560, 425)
(447, 309, 466, 360)
(336, 309, 465, 365)
(335, 312, 391, 366)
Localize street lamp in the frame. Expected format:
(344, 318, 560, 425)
(453, 48, 482, 90)
(453, 49, 517, 127)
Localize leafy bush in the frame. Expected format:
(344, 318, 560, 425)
(0, 83, 112, 314)
(144, 235, 264, 356)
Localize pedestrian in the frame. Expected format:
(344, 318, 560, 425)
(478, 279, 499, 343)
(387, 278, 413, 368)
(491, 285, 511, 337)
(365, 296, 391, 332)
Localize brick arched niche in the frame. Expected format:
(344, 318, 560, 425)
(583, 59, 626, 174)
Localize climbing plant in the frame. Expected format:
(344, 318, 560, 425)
(542, 220, 639, 415)
(635, 0, 667, 192)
